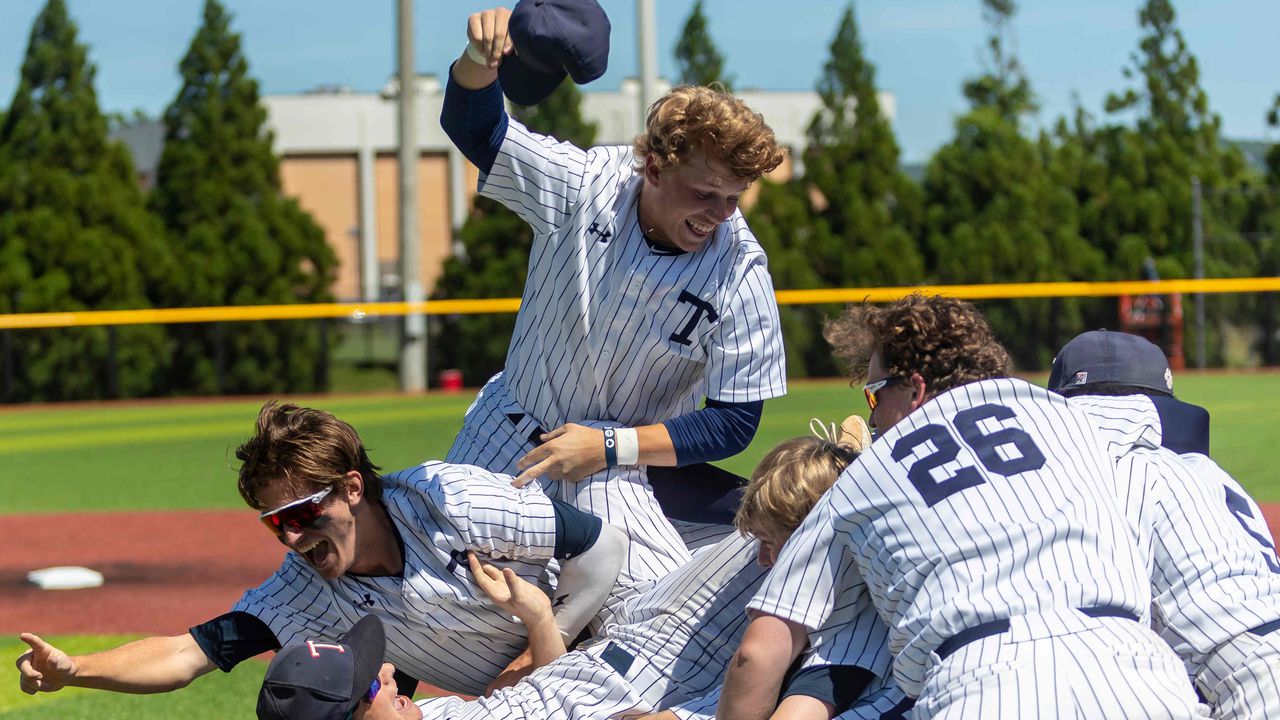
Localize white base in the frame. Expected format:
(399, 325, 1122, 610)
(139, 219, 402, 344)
(27, 566, 105, 590)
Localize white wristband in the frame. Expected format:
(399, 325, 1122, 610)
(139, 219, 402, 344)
(614, 427, 640, 466)
(464, 42, 488, 66)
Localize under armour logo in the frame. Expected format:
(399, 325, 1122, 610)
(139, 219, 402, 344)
(358, 594, 376, 609)
(446, 549, 467, 574)
(669, 290, 719, 346)
(587, 222, 613, 243)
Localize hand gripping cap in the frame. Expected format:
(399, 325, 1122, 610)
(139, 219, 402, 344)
(499, 0, 611, 106)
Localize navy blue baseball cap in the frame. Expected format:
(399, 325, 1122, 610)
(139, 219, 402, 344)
(499, 0, 611, 106)
(257, 615, 385, 720)
(1048, 329, 1174, 396)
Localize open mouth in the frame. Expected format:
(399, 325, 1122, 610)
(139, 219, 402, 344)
(685, 218, 714, 237)
(296, 538, 331, 568)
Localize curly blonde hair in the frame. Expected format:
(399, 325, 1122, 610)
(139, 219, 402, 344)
(734, 436, 858, 544)
(823, 294, 1011, 396)
(632, 85, 786, 180)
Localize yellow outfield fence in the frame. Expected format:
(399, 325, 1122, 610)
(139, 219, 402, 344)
(1, 277, 1278, 331)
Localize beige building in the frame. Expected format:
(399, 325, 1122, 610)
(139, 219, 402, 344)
(118, 78, 895, 302)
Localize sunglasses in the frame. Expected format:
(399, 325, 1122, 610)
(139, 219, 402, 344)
(863, 376, 906, 412)
(259, 486, 333, 537)
(343, 679, 383, 719)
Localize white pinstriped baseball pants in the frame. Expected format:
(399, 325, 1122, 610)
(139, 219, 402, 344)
(915, 611, 1209, 719)
(1199, 629, 1280, 719)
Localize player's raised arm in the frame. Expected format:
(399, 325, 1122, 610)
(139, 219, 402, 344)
(468, 552, 566, 669)
(451, 7, 511, 90)
(16, 632, 216, 695)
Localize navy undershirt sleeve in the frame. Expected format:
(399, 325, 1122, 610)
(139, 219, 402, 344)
(440, 63, 509, 175)
(551, 497, 603, 559)
(780, 664, 876, 713)
(663, 398, 763, 466)
(188, 611, 279, 672)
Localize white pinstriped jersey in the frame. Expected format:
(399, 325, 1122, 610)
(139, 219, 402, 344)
(461, 118, 786, 436)
(1068, 395, 1280, 686)
(233, 461, 560, 696)
(414, 533, 890, 719)
(751, 378, 1153, 696)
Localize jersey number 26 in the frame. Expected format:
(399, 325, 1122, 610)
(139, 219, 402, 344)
(890, 403, 1046, 508)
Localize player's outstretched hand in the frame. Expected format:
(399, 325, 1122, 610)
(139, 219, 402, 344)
(16, 633, 76, 694)
(466, 7, 514, 68)
(468, 552, 553, 626)
(512, 423, 605, 486)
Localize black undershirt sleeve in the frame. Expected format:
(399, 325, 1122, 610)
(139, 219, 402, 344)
(550, 497, 603, 559)
(188, 611, 279, 672)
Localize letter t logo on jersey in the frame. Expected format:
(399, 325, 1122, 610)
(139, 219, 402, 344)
(670, 290, 719, 346)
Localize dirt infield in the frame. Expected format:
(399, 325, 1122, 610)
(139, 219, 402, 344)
(0, 510, 284, 635)
(4, 504, 1280, 635)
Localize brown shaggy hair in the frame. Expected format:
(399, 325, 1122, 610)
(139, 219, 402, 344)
(235, 401, 382, 511)
(734, 436, 858, 544)
(632, 85, 786, 180)
(823, 294, 1011, 396)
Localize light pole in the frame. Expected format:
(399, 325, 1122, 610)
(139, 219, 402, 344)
(398, 0, 425, 392)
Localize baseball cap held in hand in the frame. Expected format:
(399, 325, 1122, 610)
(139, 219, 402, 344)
(499, 0, 611, 106)
(257, 614, 385, 720)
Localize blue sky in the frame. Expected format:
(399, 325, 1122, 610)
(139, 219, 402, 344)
(0, 0, 1276, 163)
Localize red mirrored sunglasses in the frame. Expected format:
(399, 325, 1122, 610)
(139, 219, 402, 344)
(259, 486, 333, 537)
(862, 375, 906, 412)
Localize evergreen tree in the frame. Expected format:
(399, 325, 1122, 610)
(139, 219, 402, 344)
(922, 0, 1103, 368)
(674, 0, 733, 90)
(0, 0, 175, 400)
(430, 79, 597, 386)
(753, 2, 922, 376)
(1255, 95, 1280, 363)
(1089, 0, 1256, 364)
(150, 0, 336, 395)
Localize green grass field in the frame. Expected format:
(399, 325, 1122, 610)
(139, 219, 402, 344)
(1, 373, 1277, 716)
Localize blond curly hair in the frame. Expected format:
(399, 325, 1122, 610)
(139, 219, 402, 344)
(632, 85, 786, 180)
(823, 294, 1011, 396)
(734, 436, 858, 544)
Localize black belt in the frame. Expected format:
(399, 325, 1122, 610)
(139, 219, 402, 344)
(599, 642, 634, 676)
(1249, 618, 1280, 637)
(505, 412, 547, 447)
(935, 605, 1140, 661)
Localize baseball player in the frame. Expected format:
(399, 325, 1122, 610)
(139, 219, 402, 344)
(1050, 330, 1280, 719)
(16, 402, 627, 701)
(328, 429, 896, 720)
(441, 5, 787, 540)
(717, 294, 1205, 720)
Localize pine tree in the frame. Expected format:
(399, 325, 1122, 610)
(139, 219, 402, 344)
(674, 0, 733, 90)
(1091, 0, 1256, 364)
(922, 0, 1103, 368)
(150, 0, 336, 395)
(430, 79, 598, 386)
(753, 2, 922, 376)
(0, 0, 175, 400)
(1255, 95, 1280, 363)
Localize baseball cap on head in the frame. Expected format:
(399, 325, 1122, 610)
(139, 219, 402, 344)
(257, 615, 385, 720)
(1048, 329, 1174, 396)
(499, 0, 611, 106)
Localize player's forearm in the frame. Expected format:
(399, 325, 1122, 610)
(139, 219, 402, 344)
(524, 612, 567, 668)
(450, 48, 498, 90)
(553, 524, 627, 640)
(717, 615, 808, 720)
(68, 634, 216, 693)
(635, 423, 679, 466)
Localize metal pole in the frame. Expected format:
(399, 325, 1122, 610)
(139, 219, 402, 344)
(398, 0, 426, 392)
(1191, 175, 1206, 369)
(637, 0, 659, 132)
